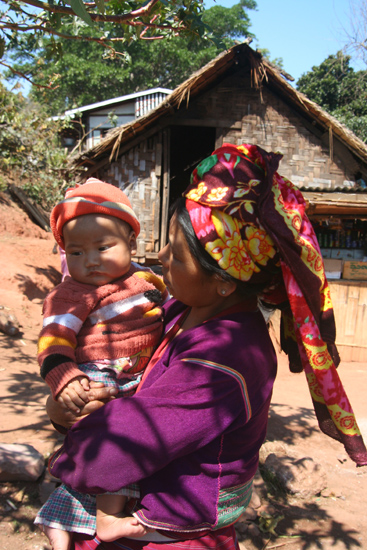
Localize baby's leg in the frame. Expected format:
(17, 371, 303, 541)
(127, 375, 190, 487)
(34, 484, 97, 541)
(96, 494, 151, 542)
(41, 525, 72, 550)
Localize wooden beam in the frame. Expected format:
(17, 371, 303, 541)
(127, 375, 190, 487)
(306, 204, 367, 217)
(170, 118, 242, 129)
(9, 185, 50, 231)
(160, 129, 171, 250)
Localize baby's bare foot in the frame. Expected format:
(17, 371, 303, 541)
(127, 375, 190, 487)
(122, 518, 152, 538)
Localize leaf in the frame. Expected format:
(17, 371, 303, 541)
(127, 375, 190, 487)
(93, 0, 105, 14)
(229, 205, 240, 216)
(66, 0, 94, 26)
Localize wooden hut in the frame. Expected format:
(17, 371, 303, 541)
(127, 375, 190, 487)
(67, 42, 367, 360)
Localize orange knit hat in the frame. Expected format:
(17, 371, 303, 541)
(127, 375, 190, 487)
(50, 178, 140, 249)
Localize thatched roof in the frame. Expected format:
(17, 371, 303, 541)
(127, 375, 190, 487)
(69, 42, 367, 177)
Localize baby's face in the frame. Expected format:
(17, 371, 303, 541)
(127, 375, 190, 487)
(63, 214, 137, 286)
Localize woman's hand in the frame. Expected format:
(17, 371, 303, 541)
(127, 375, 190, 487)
(47, 382, 118, 429)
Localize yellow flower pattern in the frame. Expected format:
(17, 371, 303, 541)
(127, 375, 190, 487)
(186, 181, 207, 201)
(204, 211, 277, 281)
(207, 186, 228, 201)
(207, 212, 260, 281)
(245, 225, 277, 266)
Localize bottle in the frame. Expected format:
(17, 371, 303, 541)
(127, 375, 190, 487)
(335, 230, 340, 248)
(346, 230, 351, 248)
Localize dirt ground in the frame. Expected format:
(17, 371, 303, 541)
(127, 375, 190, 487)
(0, 191, 366, 550)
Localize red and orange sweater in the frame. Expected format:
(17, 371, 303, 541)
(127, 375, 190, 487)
(38, 263, 168, 398)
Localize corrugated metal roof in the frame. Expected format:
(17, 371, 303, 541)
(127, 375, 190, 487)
(64, 88, 173, 116)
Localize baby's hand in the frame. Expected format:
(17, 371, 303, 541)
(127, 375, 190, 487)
(57, 376, 91, 413)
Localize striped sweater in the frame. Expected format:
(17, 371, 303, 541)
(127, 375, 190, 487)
(38, 263, 168, 398)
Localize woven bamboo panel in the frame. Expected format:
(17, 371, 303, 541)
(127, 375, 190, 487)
(191, 73, 356, 190)
(268, 284, 367, 362)
(329, 281, 367, 362)
(100, 136, 162, 261)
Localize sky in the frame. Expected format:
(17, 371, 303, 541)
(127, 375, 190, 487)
(205, 0, 361, 85)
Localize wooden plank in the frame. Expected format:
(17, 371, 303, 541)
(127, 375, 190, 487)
(160, 129, 170, 250)
(330, 283, 347, 343)
(170, 118, 242, 129)
(9, 185, 50, 232)
(150, 136, 162, 252)
(337, 345, 352, 362)
(358, 287, 367, 305)
(344, 296, 358, 338)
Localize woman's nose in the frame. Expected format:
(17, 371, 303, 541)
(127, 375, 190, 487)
(158, 243, 168, 266)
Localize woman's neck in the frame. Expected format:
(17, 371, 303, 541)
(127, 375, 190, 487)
(180, 293, 248, 332)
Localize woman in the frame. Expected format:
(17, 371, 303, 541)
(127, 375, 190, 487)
(47, 143, 367, 550)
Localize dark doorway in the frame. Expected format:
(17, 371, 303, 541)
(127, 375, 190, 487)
(169, 125, 216, 207)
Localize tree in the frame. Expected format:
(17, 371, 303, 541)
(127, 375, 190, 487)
(0, 79, 68, 209)
(6, 0, 257, 115)
(0, 0, 209, 87)
(342, 0, 367, 66)
(296, 51, 367, 142)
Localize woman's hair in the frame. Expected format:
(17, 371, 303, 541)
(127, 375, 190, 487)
(171, 197, 268, 300)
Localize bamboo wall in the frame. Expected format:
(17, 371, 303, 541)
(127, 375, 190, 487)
(99, 136, 162, 262)
(178, 71, 358, 189)
(269, 281, 367, 363)
(329, 280, 367, 362)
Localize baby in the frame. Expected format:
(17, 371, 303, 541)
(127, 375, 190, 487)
(35, 178, 167, 550)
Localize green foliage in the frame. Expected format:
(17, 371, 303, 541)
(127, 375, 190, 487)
(1, 0, 211, 87)
(0, 80, 68, 209)
(5, 1, 257, 115)
(258, 48, 283, 70)
(297, 52, 367, 142)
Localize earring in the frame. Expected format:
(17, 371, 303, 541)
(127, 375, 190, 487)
(221, 289, 226, 295)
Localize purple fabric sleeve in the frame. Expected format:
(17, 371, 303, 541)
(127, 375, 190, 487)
(50, 353, 248, 493)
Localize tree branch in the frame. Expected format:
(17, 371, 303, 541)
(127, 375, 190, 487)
(7, 0, 164, 24)
(0, 60, 58, 88)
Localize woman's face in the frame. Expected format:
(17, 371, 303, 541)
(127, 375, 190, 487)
(158, 213, 218, 307)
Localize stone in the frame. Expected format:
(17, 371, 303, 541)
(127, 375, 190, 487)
(239, 507, 258, 522)
(235, 521, 249, 536)
(247, 522, 261, 537)
(0, 310, 20, 336)
(249, 488, 261, 509)
(0, 443, 45, 481)
(261, 445, 327, 498)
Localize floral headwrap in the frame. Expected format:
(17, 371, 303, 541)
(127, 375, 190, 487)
(184, 143, 367, 467)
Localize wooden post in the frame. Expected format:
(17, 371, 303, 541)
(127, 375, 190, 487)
(160, 129, 171, 250)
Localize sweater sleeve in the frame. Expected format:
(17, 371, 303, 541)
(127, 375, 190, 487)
(38, 280, 97, 398)
(49, 351, 248, 493)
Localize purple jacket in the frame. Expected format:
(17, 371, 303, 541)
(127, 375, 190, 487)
(50, 298, 277, 534)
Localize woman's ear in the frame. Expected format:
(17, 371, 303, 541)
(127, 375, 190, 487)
(216, 278, 237, 298)
(129, 232, 138, 256)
